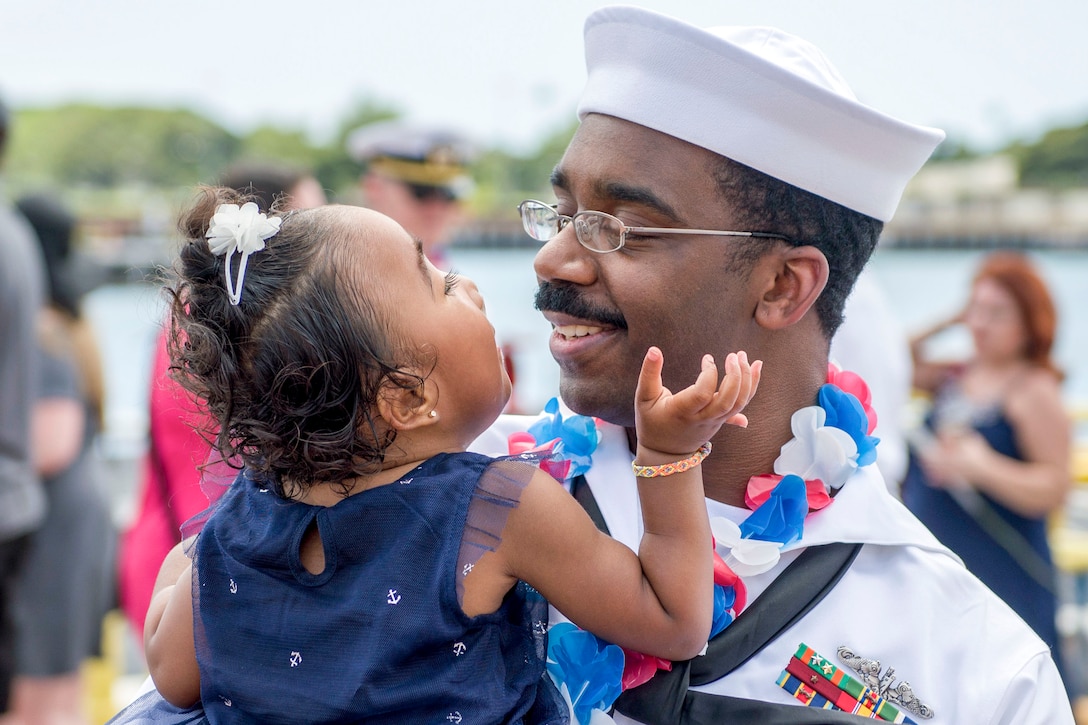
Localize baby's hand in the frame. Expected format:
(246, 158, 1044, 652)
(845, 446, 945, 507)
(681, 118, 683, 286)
(634, 347, 761, 458)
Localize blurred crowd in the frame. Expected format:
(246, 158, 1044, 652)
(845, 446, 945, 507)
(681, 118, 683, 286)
(0, 99, 485, 723)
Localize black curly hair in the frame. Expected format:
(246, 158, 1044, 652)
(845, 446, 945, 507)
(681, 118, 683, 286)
(711, 156, 885, 339)
(168, 186, 425, 499)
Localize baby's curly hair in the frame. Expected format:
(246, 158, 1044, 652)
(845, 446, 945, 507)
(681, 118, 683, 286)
(168, 186, 424, 498)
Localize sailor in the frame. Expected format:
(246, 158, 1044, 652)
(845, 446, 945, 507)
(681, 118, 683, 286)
(347, 120, 475, 267)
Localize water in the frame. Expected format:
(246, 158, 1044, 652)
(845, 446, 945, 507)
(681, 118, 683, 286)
(82, 282, 165, 450)
(83, 247, 1088, 459)
(443, 246, 1088, 413)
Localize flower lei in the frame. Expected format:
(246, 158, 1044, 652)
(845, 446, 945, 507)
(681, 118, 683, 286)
(508, 364, 880, 724)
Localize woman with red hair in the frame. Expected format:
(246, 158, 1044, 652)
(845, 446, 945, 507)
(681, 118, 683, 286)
(904, 252, 1071, 681)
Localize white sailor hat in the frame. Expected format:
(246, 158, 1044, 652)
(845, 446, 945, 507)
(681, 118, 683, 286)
(346, 121, 476, 200)
(577, 6, 945, 222)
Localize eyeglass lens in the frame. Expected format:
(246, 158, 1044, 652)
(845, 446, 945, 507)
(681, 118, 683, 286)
(573, 213, 619, 252)
(520, 202, 560, 241)
(519, 202, 616, 251)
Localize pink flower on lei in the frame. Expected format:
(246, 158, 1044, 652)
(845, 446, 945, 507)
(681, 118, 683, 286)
(827, 362, 877, 435)
(619, 649, 673, 690)
(745, 473, 832, 512)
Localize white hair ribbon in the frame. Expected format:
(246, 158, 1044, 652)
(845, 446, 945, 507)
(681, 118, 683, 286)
(206, 202, 282, 306)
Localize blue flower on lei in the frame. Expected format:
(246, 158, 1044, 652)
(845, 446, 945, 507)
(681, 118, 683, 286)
(739, 473, 808, 545)
(710, 584, 735, 638)
(546, 622, 624, 724)
(817, 384, 879, 467)
(527, 398, 601, 479)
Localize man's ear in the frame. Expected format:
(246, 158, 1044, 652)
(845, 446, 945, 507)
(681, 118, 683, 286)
(375, 376, 440, 431)
(754, 245, 829, 330)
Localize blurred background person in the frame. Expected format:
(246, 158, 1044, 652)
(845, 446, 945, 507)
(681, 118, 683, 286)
(903, 251, 1072, 689)
(9, 192, 113, 725)
(116, 162, 326, 643)
(0, 95, 47, 722)
(218, 160, 327, 214)
(346, 120, 475, 268)
(342, 122, 529, 411)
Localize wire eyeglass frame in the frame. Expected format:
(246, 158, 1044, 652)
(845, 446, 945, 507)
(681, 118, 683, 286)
(517, 199, 792, 253)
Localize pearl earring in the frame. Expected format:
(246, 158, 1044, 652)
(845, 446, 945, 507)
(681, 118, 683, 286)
(428, 410, 437, 418)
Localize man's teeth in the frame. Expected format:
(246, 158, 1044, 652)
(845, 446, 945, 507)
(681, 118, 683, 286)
(554, 324, 603, 339)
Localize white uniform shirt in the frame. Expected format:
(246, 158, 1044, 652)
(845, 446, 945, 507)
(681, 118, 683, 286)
(474, 407, 1073, 724)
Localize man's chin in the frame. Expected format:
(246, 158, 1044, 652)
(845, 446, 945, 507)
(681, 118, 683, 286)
(557, 377, 635, 429)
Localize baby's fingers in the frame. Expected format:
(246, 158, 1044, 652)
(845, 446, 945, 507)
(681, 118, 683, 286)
(743, 358, 763, 406)
(635, 346, 665, 406)
(718, 353, 762, 423)
(728, 353, 761, 411)
(693, 352, 726, 399)
(664, 352, 723, 415)
(712, 351, 745, 411)
(725, 412, 750, 428)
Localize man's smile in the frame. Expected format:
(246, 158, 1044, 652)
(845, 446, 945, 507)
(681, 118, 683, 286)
(553, 323, 605, 339)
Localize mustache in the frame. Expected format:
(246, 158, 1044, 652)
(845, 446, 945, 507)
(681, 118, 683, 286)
(534, 282, 627, 329)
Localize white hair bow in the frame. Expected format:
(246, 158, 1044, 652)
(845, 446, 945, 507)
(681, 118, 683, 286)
(206, 202, 282, 305)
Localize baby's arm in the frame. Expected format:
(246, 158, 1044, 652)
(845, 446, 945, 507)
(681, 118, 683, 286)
(144, 541, 201, 707)
(496, 348, 759, 660)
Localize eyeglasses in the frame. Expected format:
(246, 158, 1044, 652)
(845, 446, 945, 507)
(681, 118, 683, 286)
(517, 199, 790, 253)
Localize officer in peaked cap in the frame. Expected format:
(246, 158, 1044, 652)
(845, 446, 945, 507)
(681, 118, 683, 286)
(347, 121, 476, 267)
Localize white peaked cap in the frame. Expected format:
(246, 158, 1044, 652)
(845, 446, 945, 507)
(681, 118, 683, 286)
(577, 6, 946, 222)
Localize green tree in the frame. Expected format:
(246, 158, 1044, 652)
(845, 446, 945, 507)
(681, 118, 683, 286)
(1015, 122, 1088, 188)
(236, 126, 317, 169)
(472, 118, 577, 217)
(8, 104, 239, 188)
(928, 134, 979, 162)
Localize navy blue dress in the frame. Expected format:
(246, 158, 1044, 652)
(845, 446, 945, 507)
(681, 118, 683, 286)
(109, 452, 568, 724)
(902, 384, 1060, 654)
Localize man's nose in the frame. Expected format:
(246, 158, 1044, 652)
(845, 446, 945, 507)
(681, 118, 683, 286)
(532, 222, 597, 287)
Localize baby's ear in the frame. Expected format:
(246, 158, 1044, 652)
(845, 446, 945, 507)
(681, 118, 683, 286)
(375, 374, 439, 431)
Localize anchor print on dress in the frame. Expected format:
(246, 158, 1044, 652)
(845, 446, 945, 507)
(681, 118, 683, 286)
(446, 713, 462, 723)
(289, 651, 302, 668)
(387, 589, 401, 605)
(462, 563, 474, 576)
(229, 578, 238, 594)
(453, 641, 467, 657)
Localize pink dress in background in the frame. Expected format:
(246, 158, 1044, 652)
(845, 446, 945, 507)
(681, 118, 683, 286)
(117, 329, 221, 641)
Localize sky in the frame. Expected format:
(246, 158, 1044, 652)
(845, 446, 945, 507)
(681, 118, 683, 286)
(3, 0, 1088, 155)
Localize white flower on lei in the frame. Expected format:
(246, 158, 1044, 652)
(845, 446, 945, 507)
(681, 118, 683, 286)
(710, 517, 782, 576)
(206, 202, 282, 305)
(773, 405, 858, 490)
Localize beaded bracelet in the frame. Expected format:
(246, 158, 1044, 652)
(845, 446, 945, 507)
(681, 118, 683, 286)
(631, 442, 713, 478)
